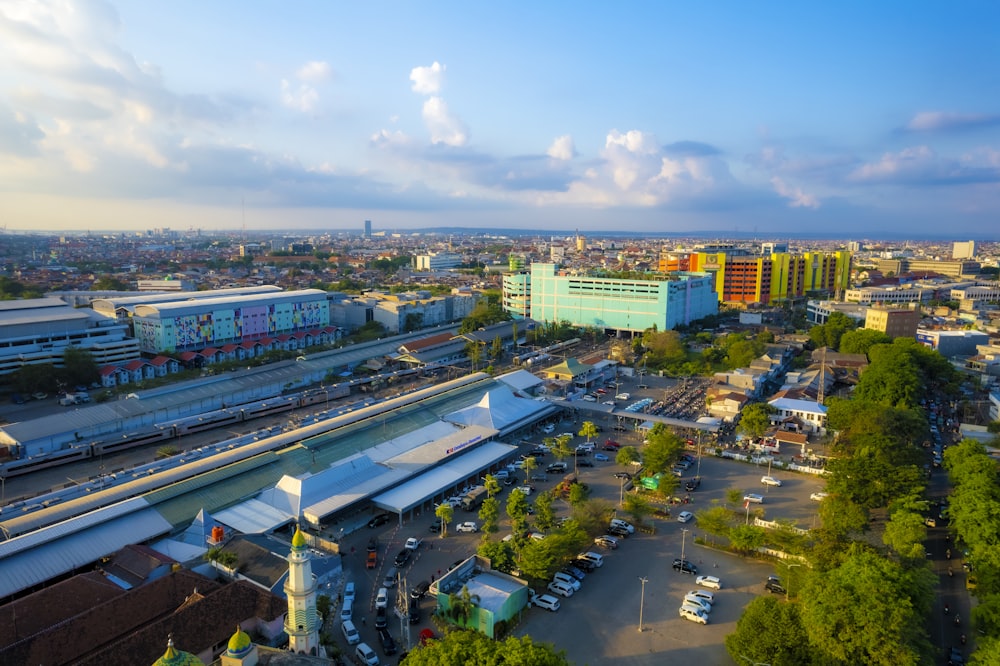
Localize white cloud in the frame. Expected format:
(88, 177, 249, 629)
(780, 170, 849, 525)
(296, 60, 332, 83)
(850, 146, 934, 181)
(422, 96, 467, 146)
(906, 111, 1000, 132)
(281, 79, 319, 112)
(770, 176, 820, 208)
(410, 61, 445, 95)
(547, 135, 575, 161)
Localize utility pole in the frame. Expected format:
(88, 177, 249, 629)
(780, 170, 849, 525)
(680, 528, 689, 563)
(638, 576, 648, 632)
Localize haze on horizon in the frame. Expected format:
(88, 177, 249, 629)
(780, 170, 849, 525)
(1, 1, 999, 238)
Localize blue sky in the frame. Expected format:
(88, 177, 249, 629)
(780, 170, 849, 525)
(1, 1, 999, 237)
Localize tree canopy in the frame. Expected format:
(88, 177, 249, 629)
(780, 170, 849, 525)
(400, 630, 569, 665)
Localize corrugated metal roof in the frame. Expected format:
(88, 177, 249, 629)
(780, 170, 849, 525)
(0, 508, 172, 599)
(0, 496, 151, 560)
(214, 499, 294, 534)
(372, 441, 517, 513)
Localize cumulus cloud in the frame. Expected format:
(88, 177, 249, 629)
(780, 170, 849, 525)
(422, 96, 467, 146)
(410, 61, 445, 95)
(0, 103, 45, 157)
(905, 111, 1000, 132)
(296, 60, 332, 83)
(770, 176, 820, 208)
(547, 135, 575, 160)
(281, 79, 319, 112)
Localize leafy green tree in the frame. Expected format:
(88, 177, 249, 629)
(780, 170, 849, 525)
(533, 490, 556, 531)
(567, 483, 590, 507)
(695, 505, 735, 544)
(838, 328, 891, 356)
(465, 341, 483, 371)
(551, 434, 573, 466)
(483, 474, 501, 498)
(970, 636, 1000, 665)
(477, 539, 516, 573)
(881, 508, 927, 561)
(641, 423, 682, 474)
(62, 347, 99, 387)
(725, 487, 744, 506)
(724, 339, 758, 370)
(738, 403, 775, 441)
(809, 311, 857, 350)
(578, 421, 599, 444)
(728, 524, 766, 555)
(615, 446, 640, 467)
(506, 487, 530, 534)
(399, 630, 570, 665)
(799, 546, 934, 665)
(725, 596, 816, 666)
(621, 492, 653, 526)
(435, 502, 454, 538)
(522, 456, 537, 483)
(478, 497, 500, 535)
(570, 498, 616, 537)
(490, 335, 503, 361)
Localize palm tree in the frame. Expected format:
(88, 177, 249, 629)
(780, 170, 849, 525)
(435, 502, 454, 538)
(578, 420, 599, 444)
(483, 474, 500, 498)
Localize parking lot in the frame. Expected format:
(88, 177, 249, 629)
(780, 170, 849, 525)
(337, 414, 828, 664)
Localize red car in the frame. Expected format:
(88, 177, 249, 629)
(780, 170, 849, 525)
(603, 440, 621, 451)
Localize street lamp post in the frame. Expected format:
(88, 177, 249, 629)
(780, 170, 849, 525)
(680, 528, 689, 563)
(780, 562, 802, 600)
(619, 475, 626, 507)
(638, 576, 648, 632)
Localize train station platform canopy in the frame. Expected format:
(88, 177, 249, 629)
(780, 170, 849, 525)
(371, 440, 516, 515)
(444, 385, 553, 434)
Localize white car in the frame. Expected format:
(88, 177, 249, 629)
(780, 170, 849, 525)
(512, 485, 532, 496)
(375, 587, 388, 609)
(456, 521, 479, 533)
(615, 393, 630, 400)
(761, 476, 782, 487)
(678, 606, 708, 624)
(610, 518, 635, 534)
(677, 511, 694, 523)
(547, 580, 575, 598)
(744, 493, 764, 504)
(552, 572, 581, 591)
(343, 581, 356, 603)
(810, 492, 829, 501)
(687, 589, 715, 605)
(696, 575, 722, 590)
(404, 537, 422, 550)
(683, 593, 712, 613)
(531, 593, 561, 612)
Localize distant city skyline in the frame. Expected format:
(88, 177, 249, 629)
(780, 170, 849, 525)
(2, 2, 999, 236)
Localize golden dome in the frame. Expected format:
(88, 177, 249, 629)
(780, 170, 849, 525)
(291, 525, 307, 549)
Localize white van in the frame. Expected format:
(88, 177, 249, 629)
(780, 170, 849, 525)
(340, 598, 353, 623)
(355, 642, 380, 665)
(341, 619, 360, 645)
(577, 551, 604, 568)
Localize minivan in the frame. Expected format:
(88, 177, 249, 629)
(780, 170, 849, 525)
(354, 642, 380, 666)
(577, 551, 605, 568)
(340, 598, 353, 623)
(341, 619, 360, 645)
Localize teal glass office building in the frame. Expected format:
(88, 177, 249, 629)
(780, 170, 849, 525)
(503, 263, 718, 332)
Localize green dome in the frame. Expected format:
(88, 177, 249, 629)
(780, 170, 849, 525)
(291, 526, 307, 549)
(152, 637, 205, 666)
(226, 625, 253, 656)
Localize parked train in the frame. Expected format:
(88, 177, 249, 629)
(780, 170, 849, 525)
(0, 386, 356, 479)
(513, 337, 582, 366)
